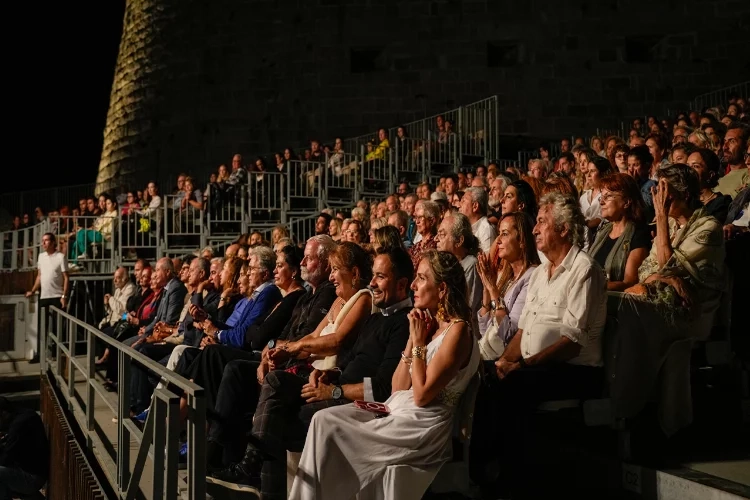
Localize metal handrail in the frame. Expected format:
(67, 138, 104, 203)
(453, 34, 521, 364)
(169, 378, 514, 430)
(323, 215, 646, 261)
(42, 305, 206, 500)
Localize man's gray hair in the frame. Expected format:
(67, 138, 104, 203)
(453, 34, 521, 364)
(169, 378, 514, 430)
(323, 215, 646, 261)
(430, 191, 447, 202)
(210, 257, 225, 267)
(201, 246, 215, 257)
(538, 192, 586, 249)
(194, 256, 210, 275)
(464, 187, 489, 216)
(444, 212, 479, 255)
(420, 200, 440, 220)
(157, 256, 175, 274)
(497, 175, 511, 193)
(252, 246, 277, 275)
(351, 207, 366, 220)
(309, 234, 336, 262)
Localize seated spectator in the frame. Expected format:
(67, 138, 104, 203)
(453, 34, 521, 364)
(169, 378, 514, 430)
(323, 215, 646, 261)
(477, 212, 540, 355)
(459, 187, 497, 253)
(386, 210, 412, 249)
(670, 142, 698, 165)
(470, 193, 607, 492)
(68, 194, 117, 266)
(687, 149, 732, 222)
(408, 200, 439, 269)
(618, 164, 725, 435)
(627, 145, 657, 221)
(266, 242, 375, 373)
(209, 248, 414, 498)
(179, 247, 300, 414)
(588, 173, 651, 291)
(715, 123, 749, 199)
(371, 225, 405, 253)
(289, 250, 479, 500)
(435, 211, 482, 337)
(581, 156, 613, 249)
(0, 397, 49, 499)
(95, 267, 136, 364)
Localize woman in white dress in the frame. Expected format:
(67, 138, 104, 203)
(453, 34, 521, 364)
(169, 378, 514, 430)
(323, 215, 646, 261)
(289, 250, 480, 500)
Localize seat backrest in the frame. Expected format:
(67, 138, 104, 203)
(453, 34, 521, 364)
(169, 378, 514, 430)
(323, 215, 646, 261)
(453, 370, 482, 442)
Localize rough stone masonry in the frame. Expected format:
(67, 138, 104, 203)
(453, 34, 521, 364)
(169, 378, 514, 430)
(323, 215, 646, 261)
(97, 0, 750, 194)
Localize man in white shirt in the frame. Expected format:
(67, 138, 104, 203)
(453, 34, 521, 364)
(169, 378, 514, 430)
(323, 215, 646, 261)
(469, 193, 607, 492)
(25, 233, 69, 362)
(99, 267, 136, 330)
(459, 187, 497, 253)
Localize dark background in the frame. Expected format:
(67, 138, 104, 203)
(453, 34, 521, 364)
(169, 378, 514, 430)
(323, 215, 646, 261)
(5, 1, 124, 193)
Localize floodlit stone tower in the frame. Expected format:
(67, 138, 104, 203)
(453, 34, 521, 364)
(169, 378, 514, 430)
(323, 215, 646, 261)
(97, 0, 748, 194)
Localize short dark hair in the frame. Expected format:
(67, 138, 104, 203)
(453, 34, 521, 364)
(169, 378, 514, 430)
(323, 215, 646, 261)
(376, 247, 414, 287)
(559, 152, 575, 163)
(43, 232, 56, 244)
(279, 245, 304, 280)
(629, 145, 654, 169)
(691, 148, 722, 189)
(727, 123, 750, 148)
(317, 212, 333, 226)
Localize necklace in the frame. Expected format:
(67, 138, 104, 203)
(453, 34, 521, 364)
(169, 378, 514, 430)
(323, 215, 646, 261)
(700, 191, 717, 204)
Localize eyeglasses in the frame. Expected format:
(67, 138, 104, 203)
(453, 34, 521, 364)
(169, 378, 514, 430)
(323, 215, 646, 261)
(599, 192, 622, 202)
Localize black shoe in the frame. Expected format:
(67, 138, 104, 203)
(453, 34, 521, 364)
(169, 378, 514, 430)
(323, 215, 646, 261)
(29, 353, 40, 364)
(207, 462, 261, 491)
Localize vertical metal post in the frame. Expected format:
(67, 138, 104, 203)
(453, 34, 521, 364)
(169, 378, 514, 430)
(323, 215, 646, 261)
(39, 300, 46, 373)
(118, 349, 132, 491)
(165, 395, 179, 500)
(187, 391, 206, 500)
(152, 397, 165, 500)
(85, 329, 95, 447)
(67, 317, 75, 411)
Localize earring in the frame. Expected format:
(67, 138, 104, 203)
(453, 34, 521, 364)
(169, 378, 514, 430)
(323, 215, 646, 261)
(437, 301, 446, 322)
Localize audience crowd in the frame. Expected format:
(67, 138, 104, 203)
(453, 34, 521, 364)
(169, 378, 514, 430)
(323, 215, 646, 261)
(5, 96, 750, 499)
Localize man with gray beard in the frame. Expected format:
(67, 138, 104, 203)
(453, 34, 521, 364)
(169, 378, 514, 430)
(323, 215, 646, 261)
(488, 176, 510, 226)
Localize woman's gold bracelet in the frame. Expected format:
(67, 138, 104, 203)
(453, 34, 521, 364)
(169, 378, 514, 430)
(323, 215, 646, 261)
(411, 345, 426, 361)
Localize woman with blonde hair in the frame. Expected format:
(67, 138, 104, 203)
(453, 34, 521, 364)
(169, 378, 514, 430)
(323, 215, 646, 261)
(289, 250, 479, 500)
(328, 217, 343, 242)
(371, 225, 405, 253)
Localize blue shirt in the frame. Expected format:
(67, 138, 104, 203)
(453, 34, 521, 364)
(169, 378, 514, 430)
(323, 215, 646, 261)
(217, 281, 282, 348)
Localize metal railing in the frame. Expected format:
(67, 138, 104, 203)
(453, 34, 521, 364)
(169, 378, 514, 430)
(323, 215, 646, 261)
(693, 81, 749, 113)
(42, 305, 206, 500)
(0, 183, 97, 219)
(0, 220, 47, 271)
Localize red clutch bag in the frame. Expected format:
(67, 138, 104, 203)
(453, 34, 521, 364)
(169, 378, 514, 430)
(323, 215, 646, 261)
(353, 400, 390, 416)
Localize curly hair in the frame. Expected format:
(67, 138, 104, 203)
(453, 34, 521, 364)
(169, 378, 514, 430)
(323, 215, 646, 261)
(538, 192, 587, 249)
(421, 250, 471, 322)
(656, 163, 702, 210)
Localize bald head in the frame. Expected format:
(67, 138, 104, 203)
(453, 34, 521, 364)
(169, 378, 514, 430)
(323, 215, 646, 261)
(225, 243, 240, 259)
(113, 267, 129, 289)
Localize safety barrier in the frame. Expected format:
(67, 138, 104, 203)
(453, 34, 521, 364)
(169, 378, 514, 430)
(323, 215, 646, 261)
(0, 183, 97, 219)
(42, 305, 206, 500)
(693, 81, 749, 113)
(0, 220, 47, 271)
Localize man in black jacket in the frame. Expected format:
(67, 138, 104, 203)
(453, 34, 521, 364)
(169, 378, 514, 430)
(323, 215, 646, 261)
(209, 248, 413, 499)
(0, 397, 48, 499)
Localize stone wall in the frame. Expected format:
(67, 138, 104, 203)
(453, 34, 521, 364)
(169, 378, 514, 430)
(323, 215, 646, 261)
(97, 0, 750, 193)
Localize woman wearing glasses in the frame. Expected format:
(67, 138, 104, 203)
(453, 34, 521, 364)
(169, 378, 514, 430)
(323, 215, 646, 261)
(588, 173, 651, 291)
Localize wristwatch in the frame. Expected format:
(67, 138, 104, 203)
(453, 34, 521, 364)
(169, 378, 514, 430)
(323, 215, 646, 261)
(331, 385, 343, 400)
(267, 339, 276, 349)
(490, 299, 506, 312)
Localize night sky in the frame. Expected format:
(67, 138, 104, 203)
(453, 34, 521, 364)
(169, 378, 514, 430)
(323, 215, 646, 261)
(6, 2, 124, 193)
